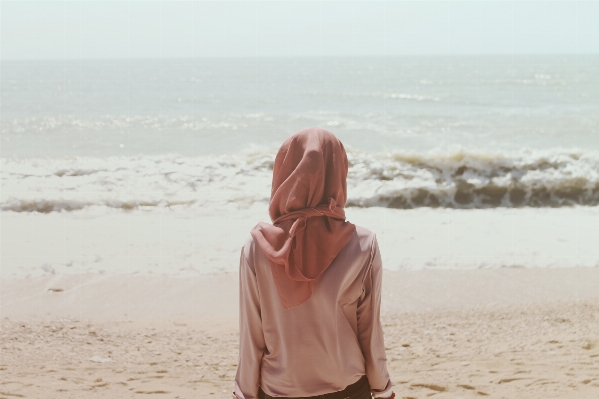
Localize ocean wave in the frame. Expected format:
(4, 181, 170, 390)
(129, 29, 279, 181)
(346, 149, 599, 208)
(2, 148, 598, 212)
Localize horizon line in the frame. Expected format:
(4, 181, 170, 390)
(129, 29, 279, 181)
(3, 53, 599, 62)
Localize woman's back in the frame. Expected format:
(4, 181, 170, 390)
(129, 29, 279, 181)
(233, 128, 392, 399)
(234, 225, 390, 399)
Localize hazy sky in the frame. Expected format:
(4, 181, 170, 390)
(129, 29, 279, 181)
(2, 1, 598, 60)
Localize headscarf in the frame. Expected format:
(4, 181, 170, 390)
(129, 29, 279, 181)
(250, 127, 356, 309)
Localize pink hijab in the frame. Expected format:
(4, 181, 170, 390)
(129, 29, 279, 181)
(250, 127, 356, 309)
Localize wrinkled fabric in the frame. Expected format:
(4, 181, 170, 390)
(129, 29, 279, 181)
(250, 127, 356, 309)
(234, 226, 392, 399)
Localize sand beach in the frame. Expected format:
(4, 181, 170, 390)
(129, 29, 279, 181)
(2, 52, 599, 399)
(2, 267, 599, 399)
(2, 205, 599, 398)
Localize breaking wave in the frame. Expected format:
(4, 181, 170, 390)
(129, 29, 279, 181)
(2, 148, 598, 213)
(346, 148, 599, 209)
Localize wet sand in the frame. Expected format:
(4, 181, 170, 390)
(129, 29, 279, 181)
(3, 206, 599, 279)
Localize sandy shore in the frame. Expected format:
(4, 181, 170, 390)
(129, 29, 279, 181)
(2, 300, 598, 399)
(2, 268, 599, 399)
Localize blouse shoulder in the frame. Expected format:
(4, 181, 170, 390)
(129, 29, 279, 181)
(352, 224, 378, 252)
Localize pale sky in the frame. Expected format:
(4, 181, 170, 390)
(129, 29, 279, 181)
(2, 1, 598, 60)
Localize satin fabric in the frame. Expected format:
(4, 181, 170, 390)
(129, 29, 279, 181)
(234, 226, 392, 399)
(250, 127, 356, 309)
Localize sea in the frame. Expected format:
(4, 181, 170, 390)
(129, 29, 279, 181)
(2, 55, 599, 277)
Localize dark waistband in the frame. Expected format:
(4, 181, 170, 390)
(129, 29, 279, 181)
(258, 375, 369, 399)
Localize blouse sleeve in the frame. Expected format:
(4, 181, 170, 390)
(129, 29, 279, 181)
(233, 248, 266, 399)
(356, 236, 393, 395)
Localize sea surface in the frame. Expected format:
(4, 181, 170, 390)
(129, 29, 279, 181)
(2, 55, 598, 213)
(2, 56, 599, 277)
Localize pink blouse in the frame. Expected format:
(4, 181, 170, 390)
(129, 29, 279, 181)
(233, 226, 392, 399)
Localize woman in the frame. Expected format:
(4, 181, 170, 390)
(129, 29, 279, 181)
(233, 128, 394, 399)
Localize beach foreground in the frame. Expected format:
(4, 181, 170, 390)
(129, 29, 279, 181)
(2, 268, 598, 399)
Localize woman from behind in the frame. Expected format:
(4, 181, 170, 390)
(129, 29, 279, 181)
(233, 127, 394, 399)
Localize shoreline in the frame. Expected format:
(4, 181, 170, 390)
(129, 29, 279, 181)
(3, 206, 599, 279)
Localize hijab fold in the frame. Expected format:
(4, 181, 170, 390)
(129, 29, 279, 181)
(250, 128, 356, 309)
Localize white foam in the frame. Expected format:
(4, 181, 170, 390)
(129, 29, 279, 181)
(2, 147, 598, 213)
